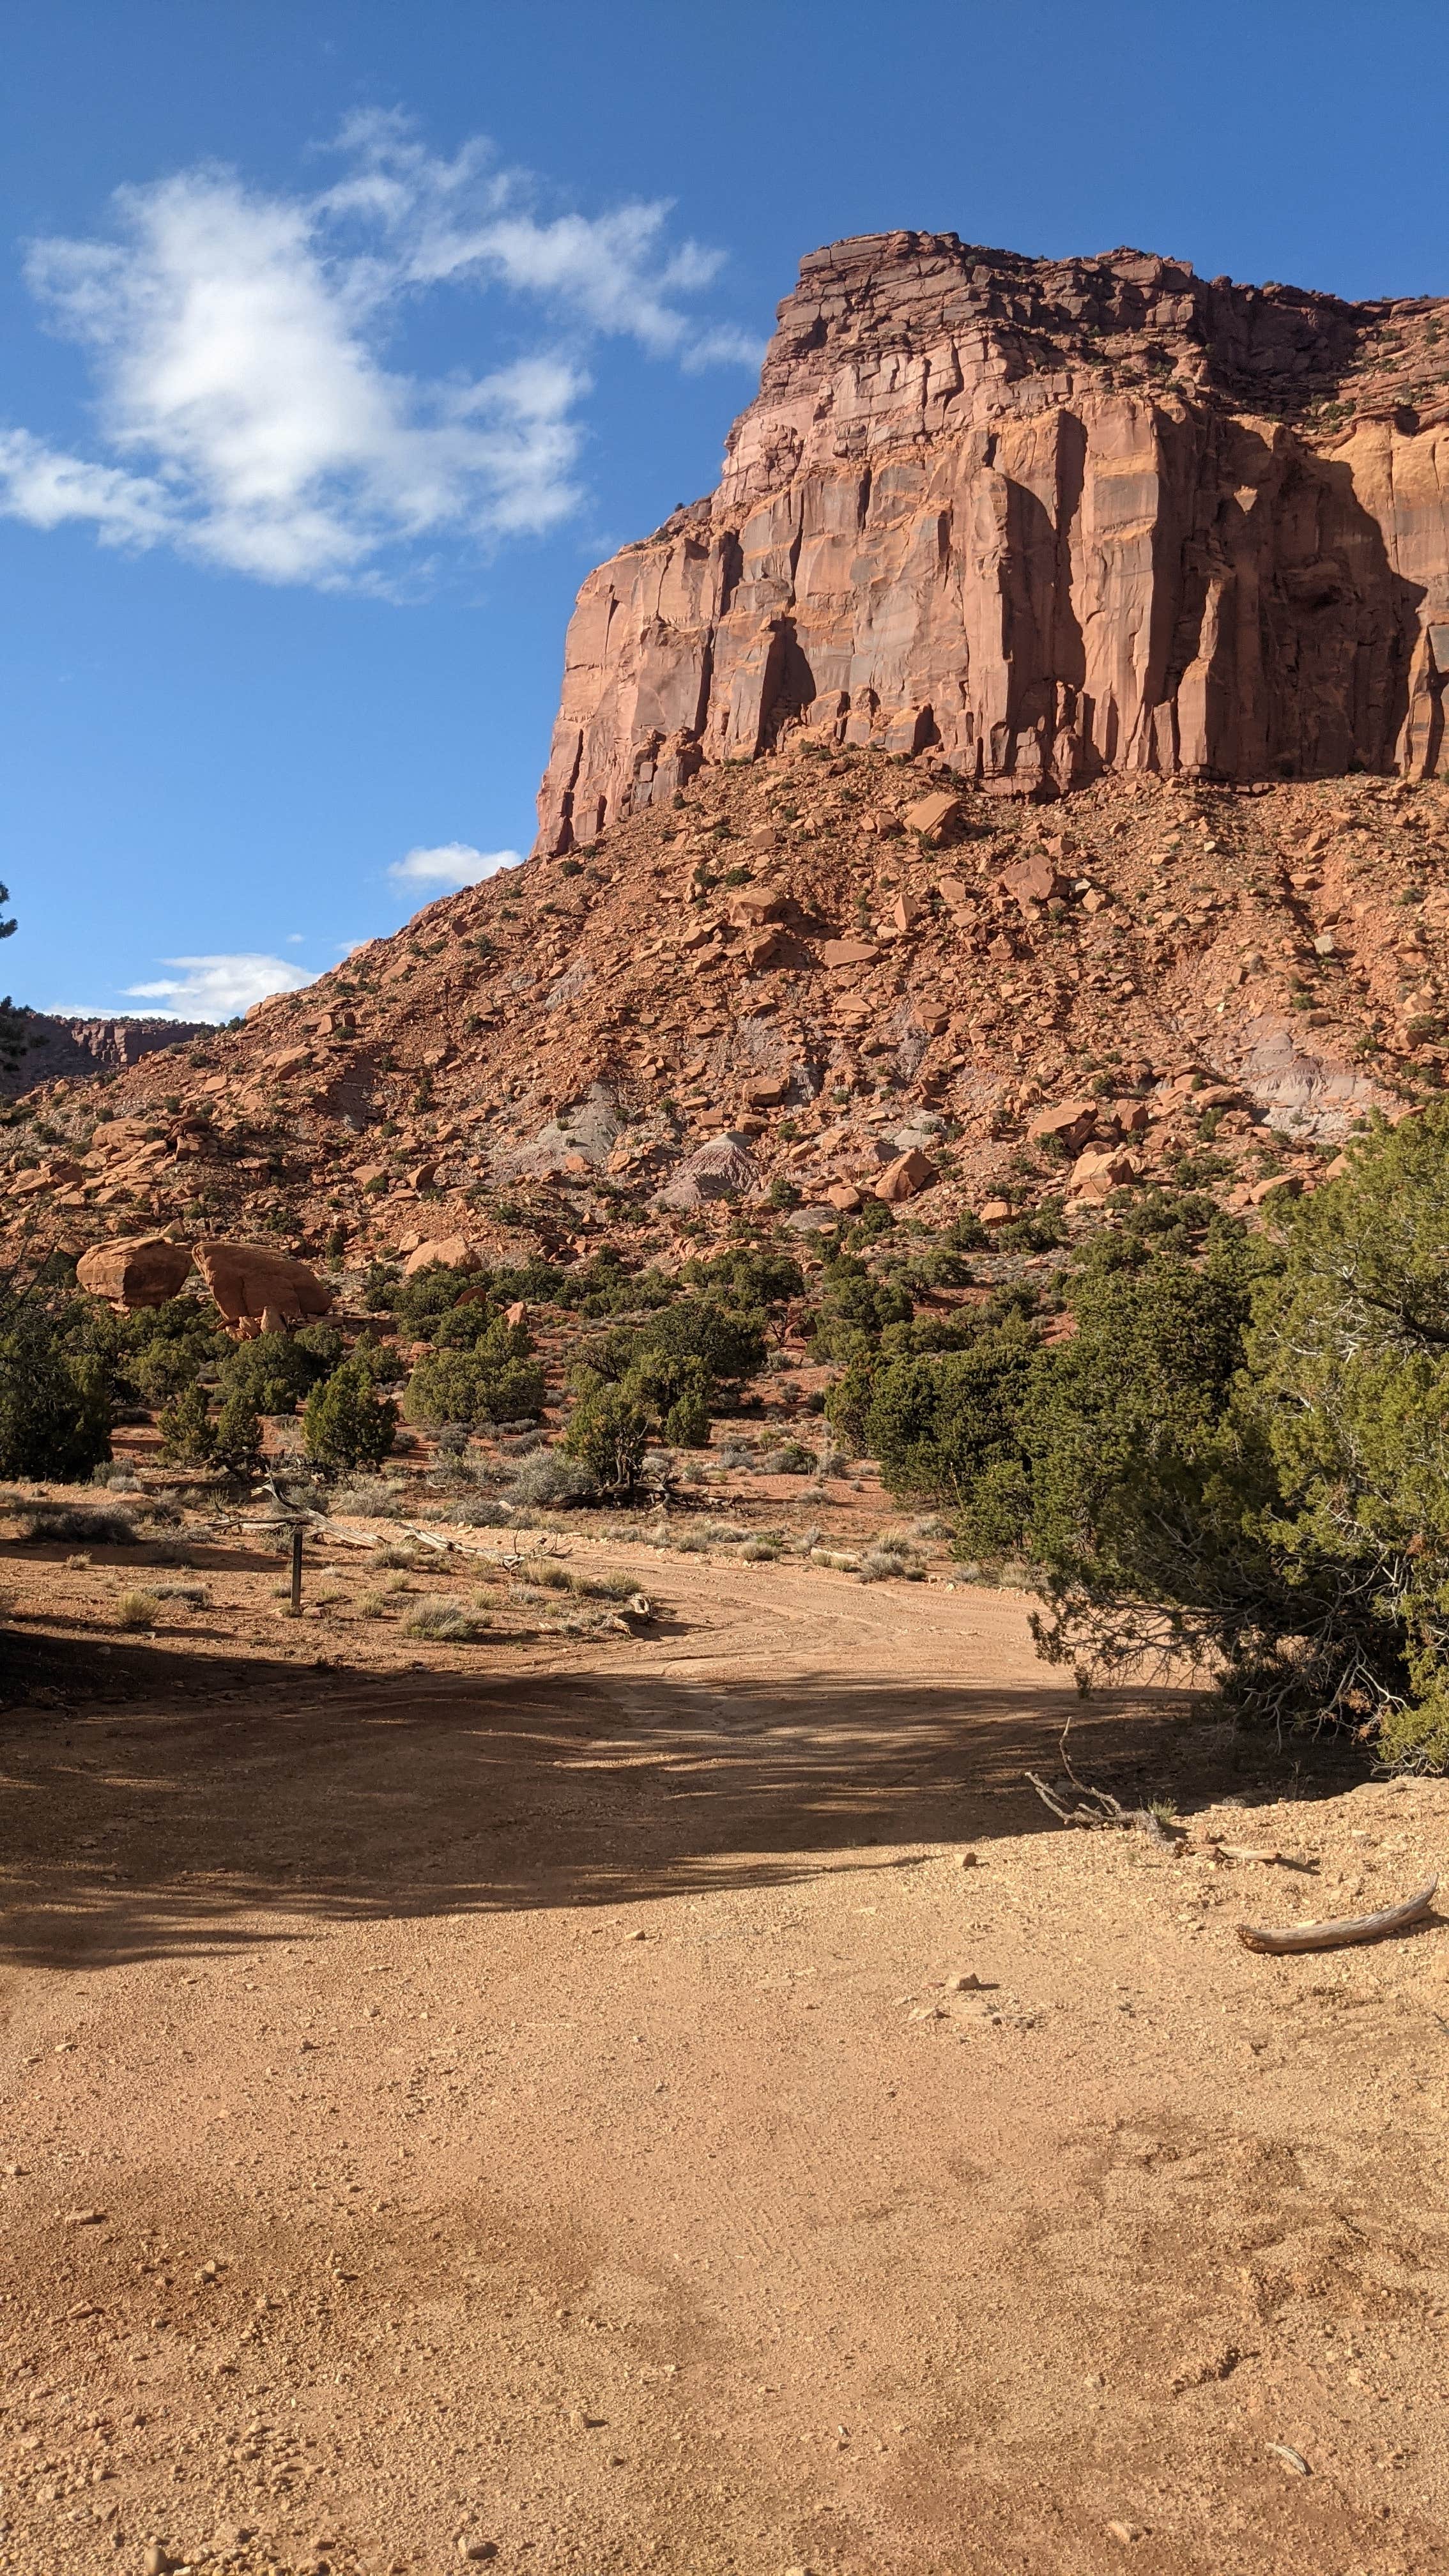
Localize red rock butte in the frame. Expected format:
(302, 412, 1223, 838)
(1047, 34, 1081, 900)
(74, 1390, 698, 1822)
(537, 231, 1449, 850)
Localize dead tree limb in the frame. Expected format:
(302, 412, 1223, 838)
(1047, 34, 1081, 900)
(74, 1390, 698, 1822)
(1237, 1875, 1439, 1956)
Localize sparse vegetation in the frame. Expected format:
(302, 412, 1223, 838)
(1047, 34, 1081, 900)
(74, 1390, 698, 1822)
(114, 1587, 163, 1630)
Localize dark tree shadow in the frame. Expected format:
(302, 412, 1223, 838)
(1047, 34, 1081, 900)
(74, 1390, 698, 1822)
(0, 1626, 1360, 1974)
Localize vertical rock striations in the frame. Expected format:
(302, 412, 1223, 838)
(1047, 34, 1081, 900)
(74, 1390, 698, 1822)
(537, 233, 1449, 848)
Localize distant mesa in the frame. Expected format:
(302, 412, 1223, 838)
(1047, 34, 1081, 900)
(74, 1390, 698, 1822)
(537, 230, 1449, 850)
(0, 1004, 205, 1097)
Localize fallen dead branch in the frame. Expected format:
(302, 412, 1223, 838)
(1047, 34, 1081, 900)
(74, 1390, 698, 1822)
(1237, 1875, 1439, 1956)
(1025, 1724, 1181, 1847)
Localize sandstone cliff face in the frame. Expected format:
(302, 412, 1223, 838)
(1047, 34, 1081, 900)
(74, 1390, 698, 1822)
(537, 234, 1449, 848)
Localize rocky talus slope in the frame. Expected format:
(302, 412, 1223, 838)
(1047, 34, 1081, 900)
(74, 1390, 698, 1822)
(6, 755, 1449, 1270)
(538, 233, 1449, 850)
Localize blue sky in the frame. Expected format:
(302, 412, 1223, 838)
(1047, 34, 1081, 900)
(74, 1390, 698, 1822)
(3, 0, 1446, 1022)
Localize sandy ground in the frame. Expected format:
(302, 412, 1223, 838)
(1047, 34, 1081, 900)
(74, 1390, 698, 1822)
(3, 1540, 1449, 2576)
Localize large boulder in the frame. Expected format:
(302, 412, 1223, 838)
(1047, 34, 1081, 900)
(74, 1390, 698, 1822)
(75, 1235, 194, 1310)
(402, 1235, 482, 1278)
(1028, 1097, 1099, 1151)
(875, 1147, 939, 1204)
(193, 1240, 332, 1332)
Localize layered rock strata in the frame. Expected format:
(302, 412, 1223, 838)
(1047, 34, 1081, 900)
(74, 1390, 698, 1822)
(537, 233, 1449, 848)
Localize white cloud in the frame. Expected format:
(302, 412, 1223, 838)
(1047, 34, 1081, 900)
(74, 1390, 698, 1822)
(390, 841, 521, 890)
(124, 952, 316, 1019)
(0, 115, 759, 590)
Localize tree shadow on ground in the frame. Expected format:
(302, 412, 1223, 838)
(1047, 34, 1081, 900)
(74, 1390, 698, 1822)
(0, 1629, 1359, 1973)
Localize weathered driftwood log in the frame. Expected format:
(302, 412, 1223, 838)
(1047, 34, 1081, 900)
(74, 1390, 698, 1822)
(1237, 1876, 1439, 1956)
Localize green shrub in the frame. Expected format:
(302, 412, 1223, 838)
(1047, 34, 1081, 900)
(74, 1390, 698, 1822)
(157, 1382, 215, 1464)
(664, 1386, 711, 1448)
(391, 1262, 478, 1337)
(213, 1390, 263, 1472)
(402, 1310, 544, 1426)
(304, 1359, 399, 1471)
(431, 1298, 503, 1349)
(991, 1198, 1068, 1253)
(293, 1319, 345, 1370)
(0, 1305, 111, 1480)
(847, 1199, 895, 1245)
(860, 1320, 1042, 1547)
(564, 1386, 653, 1493)
(215, 1330, 319, 1418)
(360, 1260, 400, 1310)
(680, 1251, 803, 1309)
(645, 1296, 766, 1383)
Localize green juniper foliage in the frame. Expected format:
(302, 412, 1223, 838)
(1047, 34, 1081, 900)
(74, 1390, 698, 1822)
(304, 1356, 399, 1471)
(827, 1130, 1449, 1770)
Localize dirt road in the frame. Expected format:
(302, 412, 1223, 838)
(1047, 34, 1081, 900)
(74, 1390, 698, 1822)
(3, 1551, 1448, 2576)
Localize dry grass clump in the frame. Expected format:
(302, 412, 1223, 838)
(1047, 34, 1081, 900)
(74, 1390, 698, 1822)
(151, 1581, 209, 1606)
(332, 1477, 407, 1516)
(569, 1567, 640, 1601)
(357, 1589, 390, 1620)
(523, 1559, 572, 1591)
(401, 1600, 491, 1643)
(22, 1505, 136, 1545)
(114, 1588, 163, 1631)
(517, 1560, 640, 1602)
(507, 1452, 597, 1509)
(758, 1441, 816, 1475)
(857, 1540, 926, 1583)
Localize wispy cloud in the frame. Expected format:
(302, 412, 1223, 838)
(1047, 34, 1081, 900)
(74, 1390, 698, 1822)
(125, 952, 316, 1018)
(0, 112, 760, 590)
(389, 841, 521, 891)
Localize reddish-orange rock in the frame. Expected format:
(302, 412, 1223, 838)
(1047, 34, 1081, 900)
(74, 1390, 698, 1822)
(402, 1235, 482, 1277)
(1000, 855, 1069, 908)
(1028, 1097, 1099, 1148)
(76, 1235, 194, 1310)
(728, 888, 789, 926)
(903, 792, 963, 843)
(193, 1240, 332, 1329)
(876, 1147, 938, 1203)
(1068, 1146, 1140, 1196)
(537, 234, 1449, 854)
